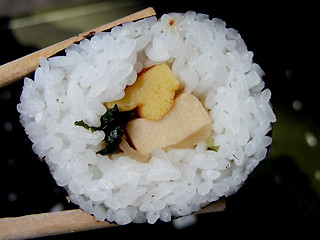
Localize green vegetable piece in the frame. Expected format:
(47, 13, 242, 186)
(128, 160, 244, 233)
(74, 105, 129, 156)
(206, 137, 219, 151)
(97, 127, 123, 155)
(100, 105, 120, 130)
(74, 120, 91, 131)
(74, 120, 99, 132)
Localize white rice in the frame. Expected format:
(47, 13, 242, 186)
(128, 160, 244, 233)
(17, 11, 276, 225)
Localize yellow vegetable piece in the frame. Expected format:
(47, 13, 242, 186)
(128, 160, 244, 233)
(105, 63, 180, 120)
(126, 91, 213, 155)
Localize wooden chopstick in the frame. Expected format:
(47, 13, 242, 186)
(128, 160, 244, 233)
(0, 209, 116, 239)
(0, 199, 225, 239)
(0, 7, 156, 88)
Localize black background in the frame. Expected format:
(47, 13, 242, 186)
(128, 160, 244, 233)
(0, 1, 319, 238)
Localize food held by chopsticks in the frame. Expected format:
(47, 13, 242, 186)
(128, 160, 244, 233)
(16, 11, 276, 225)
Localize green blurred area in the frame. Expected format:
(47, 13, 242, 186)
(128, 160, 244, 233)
(8, 0, 147, 49)
(270, 104, 320, 197)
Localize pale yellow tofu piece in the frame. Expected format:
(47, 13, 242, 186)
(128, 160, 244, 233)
(105, 63, 180, 120)
(126, 92, 213, 155)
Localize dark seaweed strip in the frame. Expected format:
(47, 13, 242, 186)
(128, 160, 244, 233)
(74, 105, 129, 155)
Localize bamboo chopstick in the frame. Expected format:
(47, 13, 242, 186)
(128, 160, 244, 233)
(0, 209, 116, 239)
(0, 199, 226, 239)
(0, 7, 156, 88)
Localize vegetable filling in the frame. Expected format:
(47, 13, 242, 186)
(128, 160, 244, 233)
(74, 105, 130, 155)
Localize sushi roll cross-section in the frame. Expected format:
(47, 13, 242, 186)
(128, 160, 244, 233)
(17, 11, 276, 224)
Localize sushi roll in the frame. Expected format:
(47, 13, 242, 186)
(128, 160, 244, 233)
(17, 11, 276, 225)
